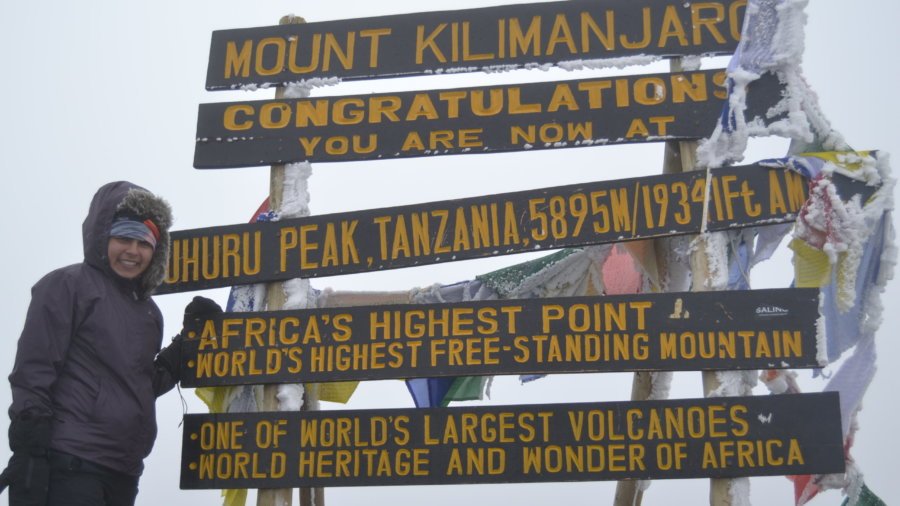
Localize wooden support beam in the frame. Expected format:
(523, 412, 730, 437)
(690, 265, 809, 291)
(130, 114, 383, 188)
(257, 14, 312, 506)
(613, 57, 712, 506)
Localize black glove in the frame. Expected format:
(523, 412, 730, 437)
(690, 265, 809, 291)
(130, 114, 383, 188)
(0, 411, 51, 502)
(182, 296, 223, 331)
(0, 453, 50, 502)
(157, 296, 223, 381)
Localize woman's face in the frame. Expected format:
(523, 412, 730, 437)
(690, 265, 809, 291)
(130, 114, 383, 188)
(107, 236, 154, 279)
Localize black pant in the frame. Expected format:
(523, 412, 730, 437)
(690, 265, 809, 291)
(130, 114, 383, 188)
(45, 452, 138, 506)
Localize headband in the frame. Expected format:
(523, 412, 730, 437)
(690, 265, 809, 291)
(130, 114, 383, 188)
(109, 217, 159, 249)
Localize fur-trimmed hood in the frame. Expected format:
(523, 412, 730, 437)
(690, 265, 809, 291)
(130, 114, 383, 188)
(83, 181, 172, 299)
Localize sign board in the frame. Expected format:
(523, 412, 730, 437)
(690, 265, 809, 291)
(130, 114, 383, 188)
(205, 0, 746, 90)
(180, 393, 844, 489)
(178, 288, 820, 387)
(158, 165, 807, 294)
(194, 70, 784, 168)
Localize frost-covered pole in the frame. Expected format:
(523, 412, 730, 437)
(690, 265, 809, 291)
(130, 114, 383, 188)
(658, 59, 735, 504)
(613, 57, 697, 506)
(612, 368, 652, 506)
(691, 206, 735, 506)
(657, 56, 736, 506)
(668, 60, 733, 506)
(257, 151, 296, 506)
(256, 15, 318, 506)
(257, 120, 296, 506)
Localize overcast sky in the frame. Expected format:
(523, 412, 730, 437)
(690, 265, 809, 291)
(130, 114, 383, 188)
(1, 1, 898, 505)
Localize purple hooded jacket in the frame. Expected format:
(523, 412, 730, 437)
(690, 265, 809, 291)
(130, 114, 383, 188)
(8, 181, 175, 476)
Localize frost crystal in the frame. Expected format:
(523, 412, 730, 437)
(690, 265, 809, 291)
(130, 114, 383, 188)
(697, 0, 847, 168)
(557, 55, 660, 71)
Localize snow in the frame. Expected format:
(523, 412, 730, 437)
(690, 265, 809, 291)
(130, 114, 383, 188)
(480, 64, 524, 74)
(647, 372, 673, 401)
(860, 155, 897, 336)
(689, 1, 896, 503)
(703, 232, 731, 291)
(796, 176, 867, 309)
(279, 162, 313, 218)
(663, 236, 695, 293)
(760, 369, 798, 395)
(236, 77, 341, 92)
(434, 66, 480, 74)
(679, 55, 702, 71)
(709, 370, 757, 398)
(269, 83, 319, 413)
(729, 479, 753, 506)
(815, 292, 829, 365)
(276, 384, 305, 411)
(842, 462, 865, 506)
(556, 55, 661, 72)
(510, 246, 609, 299)
(429, 55, 671, 75)
(697, 0, 831, 169)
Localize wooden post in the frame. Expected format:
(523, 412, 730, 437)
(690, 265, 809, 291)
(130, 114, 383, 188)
(612, 370, 652, 506)
(257, 150, 295, 506)
(662, 59, 732, 506)
(613, 57, 710, 506)
(257, 14, 312, 506)
(662, 60, 733, 506)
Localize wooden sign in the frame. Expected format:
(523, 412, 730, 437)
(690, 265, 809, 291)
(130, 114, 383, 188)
(178, 288, 820, 387)
(157, 165, 807, 294)
(179, 393, 844, 489)
(205, 0, 746, 90)
(194, 70, 784, 168)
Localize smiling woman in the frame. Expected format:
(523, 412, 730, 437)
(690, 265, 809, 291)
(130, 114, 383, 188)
(107, 216, 161, 280)
(1, 181, 182, 506)
(108, 236, 154, 279)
